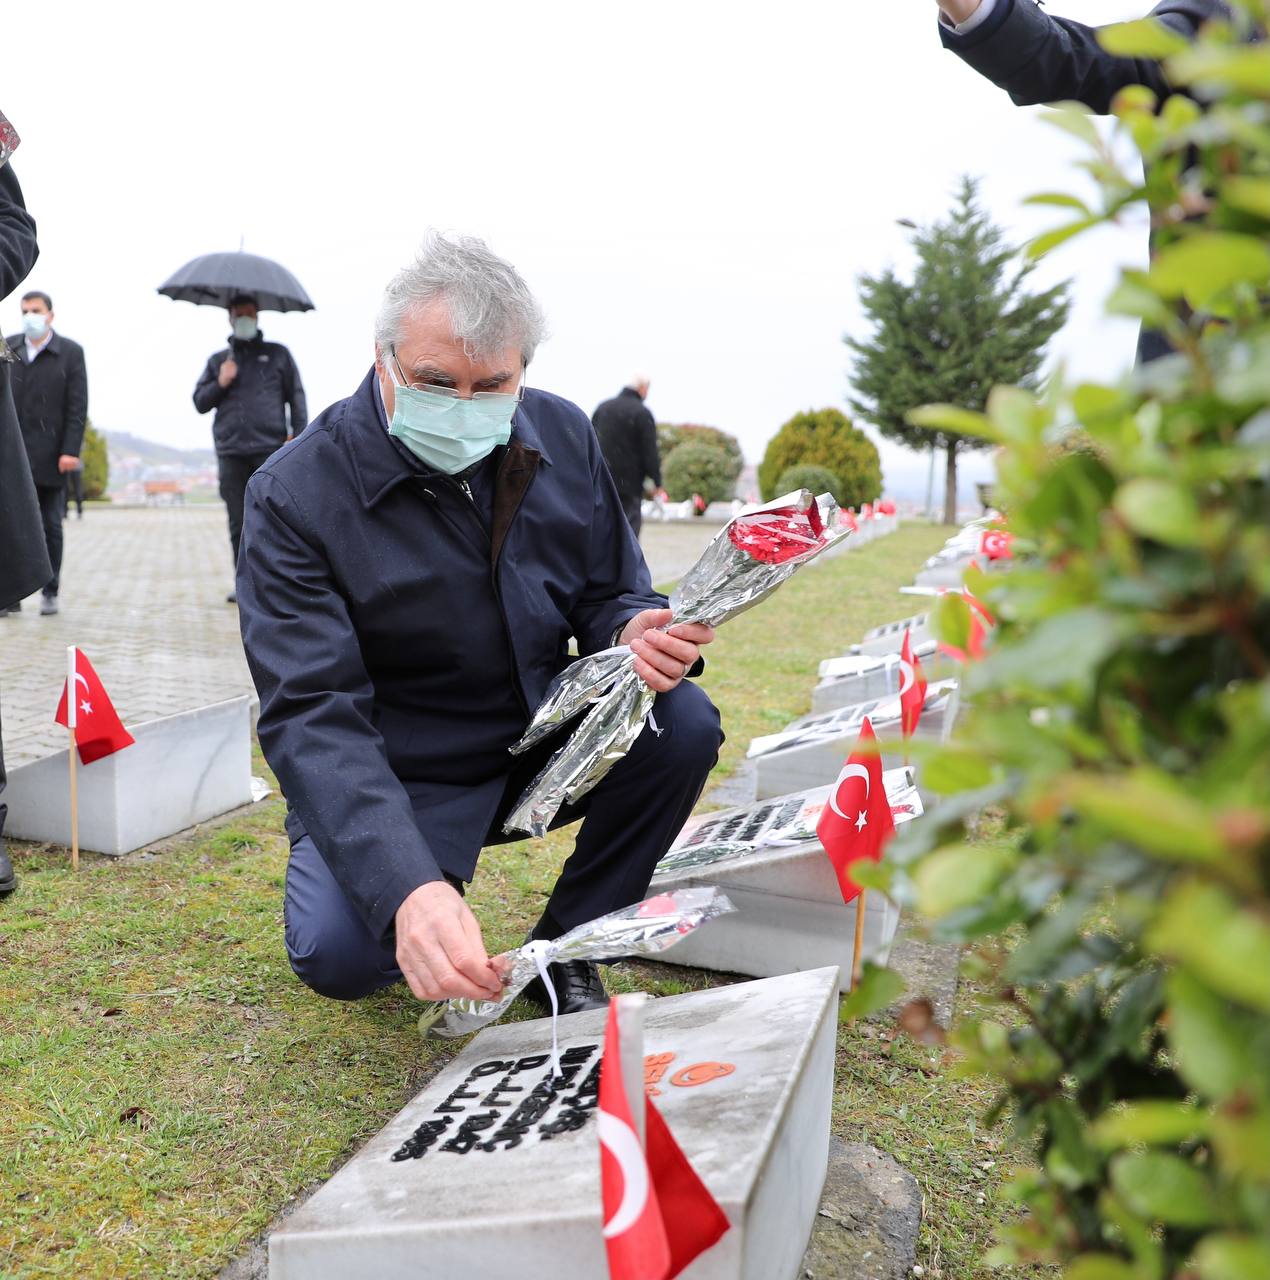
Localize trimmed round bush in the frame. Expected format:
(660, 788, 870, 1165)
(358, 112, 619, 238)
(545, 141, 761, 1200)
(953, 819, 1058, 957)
(775, 464, 842, 501)
(657, 423, 744, 484)
(662, 443, 737, 507)
(758, 408, 882, 508)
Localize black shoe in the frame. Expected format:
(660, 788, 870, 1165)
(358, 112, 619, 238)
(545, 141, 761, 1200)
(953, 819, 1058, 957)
(522, 957, 610, 1015)
(226, 591, 237, 605)
(39, 595, 58, 616)
(0, 846, 16, 896)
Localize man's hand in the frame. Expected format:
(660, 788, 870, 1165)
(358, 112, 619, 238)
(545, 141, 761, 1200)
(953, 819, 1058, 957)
(619, 608, 715, 694)
(218, 359, 238, 388)
(57, 454, 79, 473)
(937, 0, 982, 23)
(395, 881, 504, 1003)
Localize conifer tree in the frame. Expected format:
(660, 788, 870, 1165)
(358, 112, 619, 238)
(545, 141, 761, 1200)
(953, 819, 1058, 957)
(846, 177, 1070, 523)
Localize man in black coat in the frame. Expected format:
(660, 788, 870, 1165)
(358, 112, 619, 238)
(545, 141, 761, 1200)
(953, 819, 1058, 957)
(0, 155, 49, 896)
(936, 0, 1236, 361)
(193, 295, 307, 601)
(5, 289, 88, 615)
(592, 376, 661, 535)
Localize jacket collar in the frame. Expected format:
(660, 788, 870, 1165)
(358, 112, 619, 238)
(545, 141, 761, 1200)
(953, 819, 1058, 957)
(348, 367, 553, 511)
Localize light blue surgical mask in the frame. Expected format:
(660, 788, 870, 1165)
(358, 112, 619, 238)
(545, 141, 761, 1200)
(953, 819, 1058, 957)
(232, 315, 259, 341)
(384, 350, 522, 475)
(21, 312, 47, 340)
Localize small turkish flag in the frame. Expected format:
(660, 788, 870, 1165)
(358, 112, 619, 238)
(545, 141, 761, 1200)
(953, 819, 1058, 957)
(899, 629, 928, 739)
(980, 528, 1013, 560)
(599, 998, 729, 1280)
(54, 649, 135, 765)
(861, 502, 874, 520)
(842, 508, 858, 533)
(815, 718, 897, 904)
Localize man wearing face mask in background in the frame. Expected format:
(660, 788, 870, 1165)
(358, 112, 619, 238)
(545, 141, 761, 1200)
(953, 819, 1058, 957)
(5, 291, 88, 616)
(193, 294, 307, 602)
(235, 232, 723, 1014)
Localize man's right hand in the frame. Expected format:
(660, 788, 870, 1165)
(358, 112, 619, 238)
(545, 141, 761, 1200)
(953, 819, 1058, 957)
(218, 359, 238, 388)
(937, 0, 982, 23)
(394, 881, 504, 1003)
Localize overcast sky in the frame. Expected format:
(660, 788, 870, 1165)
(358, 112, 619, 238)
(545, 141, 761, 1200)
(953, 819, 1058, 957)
(8, 0, 1148, 501)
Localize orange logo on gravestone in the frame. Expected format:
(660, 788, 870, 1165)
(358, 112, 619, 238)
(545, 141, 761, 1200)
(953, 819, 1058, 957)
(671, 1062, 736, 1088)
(643, 1053, 736, 1095)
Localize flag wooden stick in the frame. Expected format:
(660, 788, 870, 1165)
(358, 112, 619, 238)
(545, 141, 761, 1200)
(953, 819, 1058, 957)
(850, 890, 867, 991)
(67, 645, 79, 872)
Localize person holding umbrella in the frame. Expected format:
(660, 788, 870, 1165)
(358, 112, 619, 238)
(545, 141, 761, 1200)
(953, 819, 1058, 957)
(192, 295, 307, 599)
(161, 249, 313, 602)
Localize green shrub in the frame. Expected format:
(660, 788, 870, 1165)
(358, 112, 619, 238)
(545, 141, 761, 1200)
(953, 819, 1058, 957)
(868, 25, 1270, 1277)
(80, 419, 109, 500)
(656, 423, 744, 482)
(775, 464, 842, 502)
(758, 408, 881, 508)
(661, 443, 737, 507)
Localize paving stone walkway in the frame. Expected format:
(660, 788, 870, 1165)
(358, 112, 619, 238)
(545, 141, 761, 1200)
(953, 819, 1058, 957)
(0, 506, 723, 770)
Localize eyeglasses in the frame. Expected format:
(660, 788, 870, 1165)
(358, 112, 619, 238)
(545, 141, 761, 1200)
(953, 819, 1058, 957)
(389, 347, 526, 405)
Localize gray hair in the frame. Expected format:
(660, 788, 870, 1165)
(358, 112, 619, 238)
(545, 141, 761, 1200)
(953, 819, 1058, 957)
(374, 231, 548, 364)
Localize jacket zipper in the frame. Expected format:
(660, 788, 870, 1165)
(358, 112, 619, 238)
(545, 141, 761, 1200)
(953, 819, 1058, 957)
(439, 474, 530, 718)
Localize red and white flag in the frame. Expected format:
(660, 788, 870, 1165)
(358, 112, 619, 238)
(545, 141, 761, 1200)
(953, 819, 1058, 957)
(54, 647, 135, 764)
(980, 528, 1013, 561)
(598, 996, 729, 1280)
(938, 588, 995, 663)
(899, 629, 927, 739)
(815, 718, 897, 904)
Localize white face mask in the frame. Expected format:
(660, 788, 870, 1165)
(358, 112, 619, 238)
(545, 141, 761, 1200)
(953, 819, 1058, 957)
(232, 315, 258, 341)
(21, 312, 48, 340)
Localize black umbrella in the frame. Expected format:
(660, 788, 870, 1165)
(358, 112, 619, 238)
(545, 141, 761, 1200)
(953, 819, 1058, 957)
(157, 250, 315, 313)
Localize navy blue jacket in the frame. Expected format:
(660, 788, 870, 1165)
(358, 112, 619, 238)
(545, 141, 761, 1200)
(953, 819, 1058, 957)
(237, 369, 663, 940)
(193, 331, 308, 457)
(940, 1, 1232, 114)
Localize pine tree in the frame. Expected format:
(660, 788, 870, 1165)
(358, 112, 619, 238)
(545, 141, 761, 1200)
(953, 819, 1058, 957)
(846, 177, 1070, 523)
(80, 418, 109, 500)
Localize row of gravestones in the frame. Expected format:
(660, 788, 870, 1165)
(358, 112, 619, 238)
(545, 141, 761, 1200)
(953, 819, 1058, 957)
(268, 523, 978, 1280)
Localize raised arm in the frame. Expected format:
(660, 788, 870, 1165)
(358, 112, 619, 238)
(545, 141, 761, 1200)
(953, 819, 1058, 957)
(937, 0, 1217, 114)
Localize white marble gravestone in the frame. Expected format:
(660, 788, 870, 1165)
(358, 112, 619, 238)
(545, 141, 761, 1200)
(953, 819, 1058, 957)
(1, 696, 253, 855)
(748, 681, 960, 800)
(851, 612, 931, 658)
(643, 772, 921, 990)
(269, 968, 841, 1280)
(811, 641, 942, 714)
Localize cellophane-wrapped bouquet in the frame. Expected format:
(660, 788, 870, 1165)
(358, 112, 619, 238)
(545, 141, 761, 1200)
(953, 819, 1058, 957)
(417, 886, 733, 1039)
(503, 490, 851, 837)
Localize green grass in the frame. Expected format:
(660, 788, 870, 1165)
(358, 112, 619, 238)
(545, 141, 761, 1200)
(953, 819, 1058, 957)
(0, 521, 1008, 1278)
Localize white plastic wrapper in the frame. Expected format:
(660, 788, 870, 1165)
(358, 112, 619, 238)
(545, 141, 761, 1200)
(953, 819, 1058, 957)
(418, 887, 734, 1041)
(503, 490, 852, 837)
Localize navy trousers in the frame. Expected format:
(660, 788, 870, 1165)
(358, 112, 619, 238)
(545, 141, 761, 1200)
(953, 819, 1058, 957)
(283, 679, 723, 1000)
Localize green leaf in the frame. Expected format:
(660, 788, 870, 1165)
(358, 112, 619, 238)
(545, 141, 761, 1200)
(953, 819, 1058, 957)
(1024, 192, 1093, 214)
(1166, 971, 1257, 1100)
(1168, 44, 1270, 97)
(1194, 1234, 1270, 1280)
(1043, 104, 1102, 147)
(1046, 1097, 1103, 1188)
(1148, 233, 1270, 309)
(1059, 770, 1227, 864)
(931, 590, 971, 655)
(906, 403, 1000, 441)
(913, 842, 1017, 917)
(1150, 882, 1270, 1012)
(975, 607, 1124, 691)
(1114, 477, 1205, 548)
(1222, 175, 1270, 220)
(987, 385, 1044, 441)
(1092, 1102, 1209, 1149)
(1067, 1257, 1140, 1280)
(838, 962, 906, 1021)
(1098, 18, 1189, 59)
(1030, 217, 1102, 259)
(1106, 275, 1177, 329)
(921, 745, 995, 795)
(1109, 1152, 1219, 1227)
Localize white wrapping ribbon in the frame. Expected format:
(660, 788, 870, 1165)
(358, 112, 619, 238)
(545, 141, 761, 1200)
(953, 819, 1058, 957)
(523, 939, 562, 1077)
(646, 708, 664, 737)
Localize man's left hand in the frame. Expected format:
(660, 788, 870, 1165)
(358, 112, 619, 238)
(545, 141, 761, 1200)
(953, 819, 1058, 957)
(57, 454, 79, 473)
(619, 608, 715, 694)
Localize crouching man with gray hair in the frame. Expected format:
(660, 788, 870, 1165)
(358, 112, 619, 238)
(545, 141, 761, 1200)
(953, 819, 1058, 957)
(236, 233, 721, 1013)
